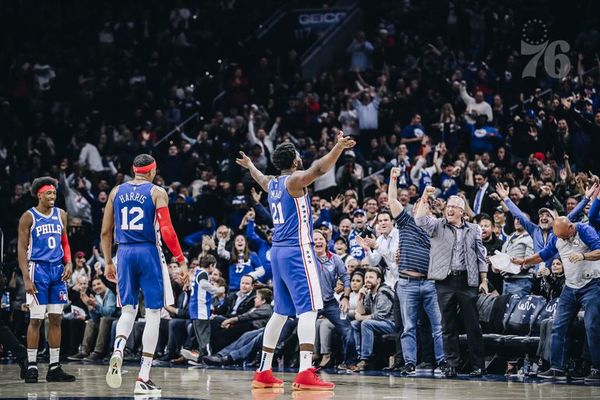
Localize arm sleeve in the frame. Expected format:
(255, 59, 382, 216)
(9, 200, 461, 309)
(503, 198, 538, 236)
(217, 239, 231, 260)
(414, 215, 439, 237)
(475, 228, 488, 272)
(61, 232, 72, 263)
(460, 85, 474, 105)
(248, 253, 265, 279)
(567, 197, 590, 222)
(336, 255, 351, 289)
(245, 220, 262, 247)
(156, 207, 185, 262)
(247, 119, 259, 145)
(539, 236, 559, 262)
(589, 197, 600, 225)
(366, 247, 383, 267)
(199, 279, 223, 295)
(578, 223, 600, 250)
(253, 202, 272, 226)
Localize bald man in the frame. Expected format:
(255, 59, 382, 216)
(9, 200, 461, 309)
(513, 217, 600, 382)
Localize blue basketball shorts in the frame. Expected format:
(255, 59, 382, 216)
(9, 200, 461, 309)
(116, 243, 170, 309)
(270, 244, 323, 316)
(27, 261, 68, 305)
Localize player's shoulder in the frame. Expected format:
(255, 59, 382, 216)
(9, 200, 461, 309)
(151, 184, 168, 195)
(19, 208, 34, 223)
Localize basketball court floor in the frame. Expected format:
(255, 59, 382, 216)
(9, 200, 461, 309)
(1, 363, 599, 400)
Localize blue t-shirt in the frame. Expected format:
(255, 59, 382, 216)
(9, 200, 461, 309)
(228, 252, 262, 290)
(401, 124, 426, 157)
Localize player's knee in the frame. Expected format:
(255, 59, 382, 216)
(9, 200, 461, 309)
(122, 304, 137, 317)
(47, 304, 65, 315)
(145, 308, 160, 318)
(29, 304, 47, 320)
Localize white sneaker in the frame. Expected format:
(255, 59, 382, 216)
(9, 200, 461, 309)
(134, 378, 162, 395)
(180, 348, 200, 362)
(106, 352, 123, 388)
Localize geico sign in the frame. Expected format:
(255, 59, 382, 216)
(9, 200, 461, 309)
(298, 12, 346, 26)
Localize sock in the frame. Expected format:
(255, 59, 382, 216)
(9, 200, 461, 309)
(300, 350, 313, 372)
(114, 336, 127, 355)
(139, 356, 153, 381)
(138, 308, 160, 381)
(27, 349, 37, 368)
(49, 348, 60, 367)
(258, 313, 288, 372)
(114, 305, 137, 354)
(297, 310, 318, 372)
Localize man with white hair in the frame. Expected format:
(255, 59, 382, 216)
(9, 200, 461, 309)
(415, 187, 488, 378)
(513, 217, 600, 383)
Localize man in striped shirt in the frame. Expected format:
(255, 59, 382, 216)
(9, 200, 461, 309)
(388, 167, 446, 376)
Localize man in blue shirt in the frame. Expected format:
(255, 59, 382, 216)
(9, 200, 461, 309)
(513, 217, 600, 383)
(388, 167, 446, 376)
(400, 114, 426, 158)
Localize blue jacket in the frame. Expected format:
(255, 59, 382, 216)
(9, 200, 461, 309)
(90, 289, 117, 320)
(588, 197, 600, 232)
(504, 197, 589, 268)
(246, 220, 272, 282)
(539, 223, 600, 260)
(316, 251, 350, 302)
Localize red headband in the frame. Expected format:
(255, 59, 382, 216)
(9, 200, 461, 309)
(37, 184, 56, 195)
(133, 161, 157, 174)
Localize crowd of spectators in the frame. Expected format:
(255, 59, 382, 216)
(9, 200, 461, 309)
(2, 0, 600, 378)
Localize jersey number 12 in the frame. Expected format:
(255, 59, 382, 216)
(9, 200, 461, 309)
(120, 207, 144, 231)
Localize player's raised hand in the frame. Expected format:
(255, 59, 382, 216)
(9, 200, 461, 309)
(334, 131, 356, 150)
(235, 151, 253, 169)
(61, 261, 73, 282)
(105, 261, 117, 283)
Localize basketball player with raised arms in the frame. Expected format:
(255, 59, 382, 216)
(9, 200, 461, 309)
(18, 177, 75, 383)
(101, 154, 188, 395)
(236, 131, 355, 391)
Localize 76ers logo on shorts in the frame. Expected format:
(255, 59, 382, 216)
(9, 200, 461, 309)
(59, 291, 68, 302)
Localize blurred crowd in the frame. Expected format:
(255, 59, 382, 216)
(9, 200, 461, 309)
(1, 0, 600, 376)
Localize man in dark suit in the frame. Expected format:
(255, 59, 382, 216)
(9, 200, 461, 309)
(470, 172, 498, 217)
(210, 275, 256, 352)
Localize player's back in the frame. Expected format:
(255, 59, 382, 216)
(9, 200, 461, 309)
(189, 268, 212, 320)
(114, 181, 158, 245)
(267, 175, 313, 247)
(28, 207, 64, 263)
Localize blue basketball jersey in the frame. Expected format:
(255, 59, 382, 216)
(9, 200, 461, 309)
(114, 182, 158, 245)
(267, 175, 313, 247)
(189, 269, 212, 320)
(28, 207, 64, 263)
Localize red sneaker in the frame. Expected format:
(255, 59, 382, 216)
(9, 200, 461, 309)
(292, 368, 335, 391)
(252, 369, 284, 389)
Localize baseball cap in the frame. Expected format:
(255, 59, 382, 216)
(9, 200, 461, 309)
(75, 251, 86, 258)
(334, 236, 349, 247)
(533, 152, 546, 162)
(352, 208, 366, 217)
(538, 208, 557, 219)
(345, 150, 356, 158)
(317, 221, 333, 230)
